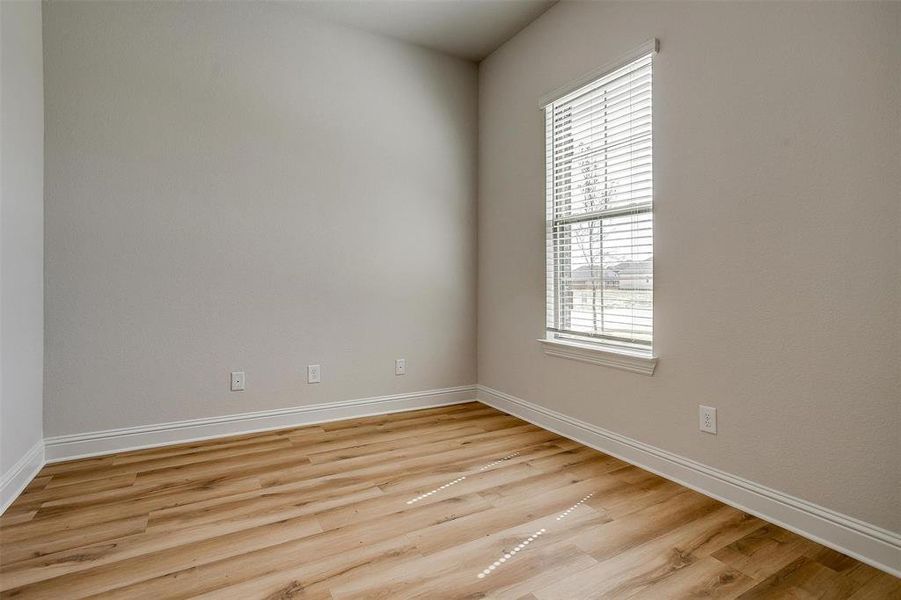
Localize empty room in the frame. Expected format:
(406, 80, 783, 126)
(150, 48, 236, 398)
(1, 0, 899, 597)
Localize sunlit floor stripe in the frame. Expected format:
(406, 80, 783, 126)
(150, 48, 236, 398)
(475, 491, 598, 579)
(405, 450, 522, 507)
(478, 452, 520, 471)
(477, 528, 547, 579)
(556, 492, 595, 521)
(406, 476, 466, 505)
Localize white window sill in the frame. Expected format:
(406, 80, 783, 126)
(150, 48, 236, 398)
(538, 338, 657, 376)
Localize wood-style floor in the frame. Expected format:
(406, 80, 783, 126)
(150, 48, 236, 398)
(1, 403, 898, 599)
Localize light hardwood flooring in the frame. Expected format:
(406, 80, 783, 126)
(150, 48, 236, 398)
(1, 402, 898, 599)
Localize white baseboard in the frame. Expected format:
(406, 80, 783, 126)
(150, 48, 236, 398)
(476, 384, 901, 577)
(0, 440, 45, 515)
(44, 385, 477, 463)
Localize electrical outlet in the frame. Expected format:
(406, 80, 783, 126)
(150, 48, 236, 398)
(307, 364, 321, 384)
(699, 405, 717, 434)
(230, 371, 245, 391)
(395, 358, 406, 376)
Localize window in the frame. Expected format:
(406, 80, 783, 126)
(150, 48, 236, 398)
(544, 42, 656, 363)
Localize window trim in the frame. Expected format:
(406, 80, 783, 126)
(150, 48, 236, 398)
(538, 337, 657, 376)
(541, 39, 659, 372)
(538, 39, 659, 110)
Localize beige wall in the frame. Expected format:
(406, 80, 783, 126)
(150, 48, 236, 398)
(43, 1, 477, 436)
(1, 0, 44, 474)
(478, 1, 900, 531)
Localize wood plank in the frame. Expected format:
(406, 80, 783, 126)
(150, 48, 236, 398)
(712, 524, 820, 580)
(0, 515, 149, 567)
(531, 505, 761, 599)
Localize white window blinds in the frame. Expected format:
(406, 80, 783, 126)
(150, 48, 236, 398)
(545, 46, 654, 355)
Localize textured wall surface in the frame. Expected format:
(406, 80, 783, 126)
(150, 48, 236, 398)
(1, 0, 44, 474)
(478, 1, 900, 531)
(43, 1, 478, 435)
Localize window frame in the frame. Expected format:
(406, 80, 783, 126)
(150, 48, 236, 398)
(539, 40, 659, 375)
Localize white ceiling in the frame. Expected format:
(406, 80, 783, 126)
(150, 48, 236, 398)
(298, 0, 557, 62)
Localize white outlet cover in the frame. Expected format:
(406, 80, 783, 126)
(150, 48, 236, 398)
(395, 358, 406, 376)
(230, 371, 245, 391)
(699, 405, 717, 434)
(307, 364, 321, 384)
